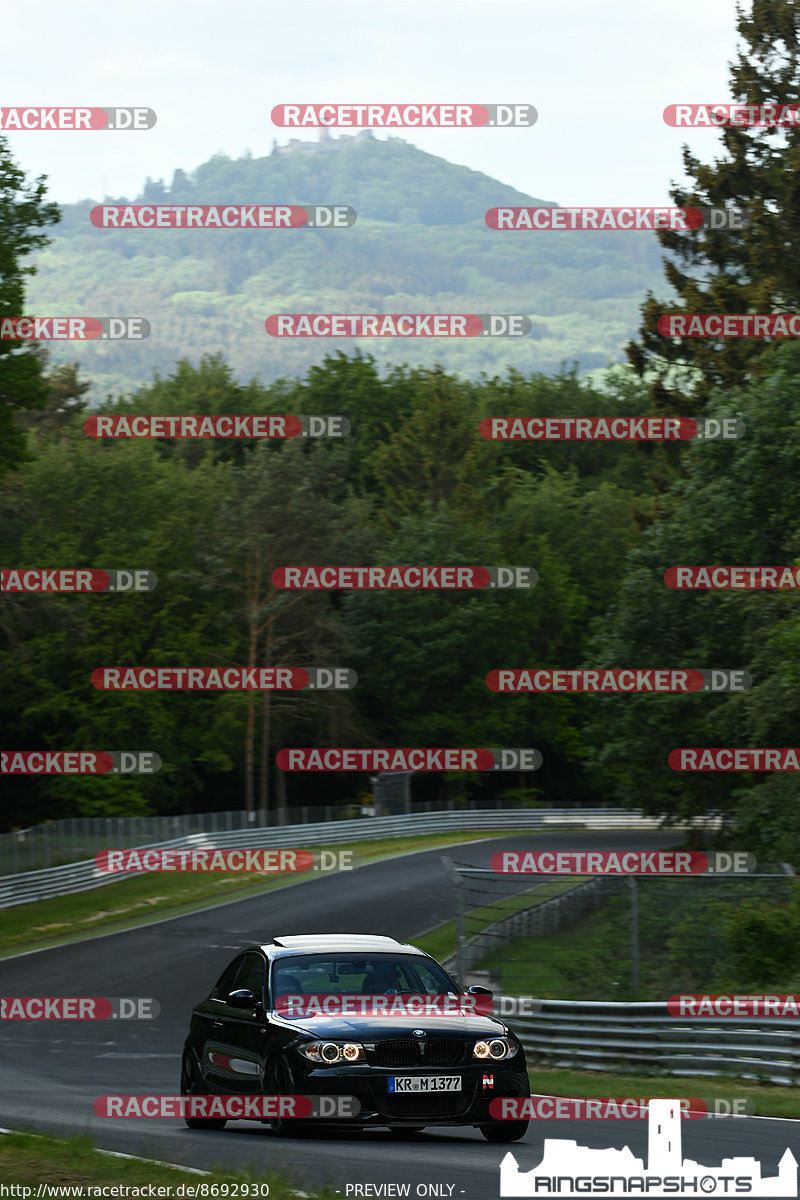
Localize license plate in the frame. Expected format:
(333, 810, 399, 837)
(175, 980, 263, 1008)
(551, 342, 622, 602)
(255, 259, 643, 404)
(388, 1076, 461, 1093)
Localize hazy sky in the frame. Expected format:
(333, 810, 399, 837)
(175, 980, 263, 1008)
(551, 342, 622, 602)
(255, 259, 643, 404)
(2, 0, 740, 207)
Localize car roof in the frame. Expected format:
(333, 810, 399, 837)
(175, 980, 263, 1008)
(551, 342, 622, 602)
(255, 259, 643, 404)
(252, 934, 429, 960)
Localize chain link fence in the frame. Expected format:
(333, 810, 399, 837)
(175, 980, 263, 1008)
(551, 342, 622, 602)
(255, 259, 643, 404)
(0, 794, 595, 875)
(442, 859, 796, 1002)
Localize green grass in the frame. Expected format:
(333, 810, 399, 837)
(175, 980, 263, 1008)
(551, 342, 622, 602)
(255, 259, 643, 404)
(414, 877, 590, 961)
(526, 1066, 800, 1119)
(482, 908, 610, 996)
(0, 1129, 337, 1194)
(0, 828, 528, 958)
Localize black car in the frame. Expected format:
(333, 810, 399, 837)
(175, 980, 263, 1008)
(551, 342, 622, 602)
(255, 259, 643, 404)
(181, 933, 530, 1141)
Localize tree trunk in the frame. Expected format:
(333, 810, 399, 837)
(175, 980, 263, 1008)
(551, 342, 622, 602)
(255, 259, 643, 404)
(258, 615, 273, 823)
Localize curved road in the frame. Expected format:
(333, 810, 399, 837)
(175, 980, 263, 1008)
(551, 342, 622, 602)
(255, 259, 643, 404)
(1, 832, 797, 1196)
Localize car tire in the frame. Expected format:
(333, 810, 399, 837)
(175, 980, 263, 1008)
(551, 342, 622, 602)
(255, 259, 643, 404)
(480, 1120, 529, 1143)
(266, 1056, 302, 1137)
(180, 1051, 228, 1130)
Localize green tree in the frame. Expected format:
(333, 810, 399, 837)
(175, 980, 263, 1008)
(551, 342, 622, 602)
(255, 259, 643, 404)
(629, 0, 800, 434)
(196, 440, 373, 819)
(587, 342, 800, 852)
(0, 134, 60, 478)
(0, 430, 238, 823)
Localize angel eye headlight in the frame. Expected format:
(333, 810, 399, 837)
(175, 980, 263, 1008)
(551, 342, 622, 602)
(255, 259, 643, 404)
(298, 1041, 365, 1065)
(473, 1037, 517, 1061)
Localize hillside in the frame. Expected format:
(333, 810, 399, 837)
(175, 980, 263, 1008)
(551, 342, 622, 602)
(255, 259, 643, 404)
(26, 133, 672, 400)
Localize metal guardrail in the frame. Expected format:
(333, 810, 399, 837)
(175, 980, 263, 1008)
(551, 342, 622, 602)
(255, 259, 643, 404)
(0, 808, 715, 908)
(506, 1000, 800, 1086)
(4, 806, 791, 1084)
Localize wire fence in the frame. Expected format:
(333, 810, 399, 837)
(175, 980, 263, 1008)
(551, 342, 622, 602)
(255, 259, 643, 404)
(0, 795, 548, 875)
(442, 858, 796, 1002)
(0, 809, 713, 907)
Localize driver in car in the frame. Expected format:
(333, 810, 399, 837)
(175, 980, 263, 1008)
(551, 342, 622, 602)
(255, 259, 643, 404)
(361, 963, 404, 994)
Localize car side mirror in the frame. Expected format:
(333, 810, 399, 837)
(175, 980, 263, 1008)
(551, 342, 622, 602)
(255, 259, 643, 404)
(467, 985, 494, 1000)
(227, 988, 260, 1009)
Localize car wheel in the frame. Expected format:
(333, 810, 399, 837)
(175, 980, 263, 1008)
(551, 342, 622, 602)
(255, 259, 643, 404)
(480, 1120, 529, 1143)
(266, 1056, 302, 1138)
(180, 1051, 227, 1130)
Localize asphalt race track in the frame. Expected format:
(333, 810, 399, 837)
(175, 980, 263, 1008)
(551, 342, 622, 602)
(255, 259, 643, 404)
(1, 832, 798, 1197)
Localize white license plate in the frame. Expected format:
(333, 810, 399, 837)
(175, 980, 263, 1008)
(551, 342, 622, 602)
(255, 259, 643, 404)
(388, 1076, 461, 1093)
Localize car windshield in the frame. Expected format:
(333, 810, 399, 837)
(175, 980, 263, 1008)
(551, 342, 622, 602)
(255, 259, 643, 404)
(271, 953, 458, 998)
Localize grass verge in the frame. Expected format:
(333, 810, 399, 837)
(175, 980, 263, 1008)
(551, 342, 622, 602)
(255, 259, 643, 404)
(481, 909, 609, 997)
(413, 877, 590, 962)
(526, 1066, 800, 1119)
(0, 1128, 335, 1194)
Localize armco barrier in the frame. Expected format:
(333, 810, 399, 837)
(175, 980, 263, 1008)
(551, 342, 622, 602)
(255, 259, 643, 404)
(0, 808, 717, 909)
(507, 999, 800, 1086)
(0, 806, 714, 907)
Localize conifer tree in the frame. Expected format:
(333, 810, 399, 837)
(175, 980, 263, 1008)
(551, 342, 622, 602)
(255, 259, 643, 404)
(0, 135, 60, 478)
(628, 0, 800, 427)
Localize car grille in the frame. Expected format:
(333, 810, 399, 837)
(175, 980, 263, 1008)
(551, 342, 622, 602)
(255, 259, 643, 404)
(378, 1093, 471, 1118)
(424, 1039, 467, 1066)
(369, 1039, 468, 1067)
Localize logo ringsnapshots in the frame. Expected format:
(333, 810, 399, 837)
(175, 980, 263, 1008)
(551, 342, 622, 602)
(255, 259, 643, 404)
(277, 748, 541, 771)
(1, 997, 159, 1019)
(1, 569, 156, 592)
(487, 668, 751, 692)
(271, 104, 537, 127)
(95, 1095, 360, 1119)
(265, 314, 530, 337)
(479, 417, 744, 440)
(491, 850, 756, 875)
(95, 847, 356, 873)
(669, 748, 800, 770)
(90, 667, 356, 690)
(2, 751, 160, 775)
(83, 414, 348, 439)
(0, 107, 156, 130)
(665, 565, 800, 589)
(90, 205, 355, 229)
(0, 317, 148, 340)
(499, 1098, 789, 1197)
(272, 566, 536, 589)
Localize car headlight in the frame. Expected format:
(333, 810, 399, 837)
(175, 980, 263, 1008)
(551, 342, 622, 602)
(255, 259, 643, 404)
(472, 1037, 519, 1061)
(298, 1041, 366, 1065)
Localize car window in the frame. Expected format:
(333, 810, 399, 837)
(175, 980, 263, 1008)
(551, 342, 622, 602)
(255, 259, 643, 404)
(235, 953, 266, 996)
(271, 954, 457, 995)
(212, 956, 243, 1000)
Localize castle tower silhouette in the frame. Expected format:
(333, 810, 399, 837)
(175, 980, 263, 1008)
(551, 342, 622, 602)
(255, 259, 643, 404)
(499, 1099, 798, 1197)
(648, 1098, 681, 1171)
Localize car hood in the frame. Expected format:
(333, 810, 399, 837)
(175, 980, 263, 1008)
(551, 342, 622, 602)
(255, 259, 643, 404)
(272, 1010, 510, 1039)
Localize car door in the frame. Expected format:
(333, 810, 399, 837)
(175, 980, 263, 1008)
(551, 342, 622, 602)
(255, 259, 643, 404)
(203, 951, 267, 1094)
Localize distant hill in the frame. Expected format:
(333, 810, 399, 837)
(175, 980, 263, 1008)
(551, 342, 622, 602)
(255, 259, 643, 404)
(27, 132, 672, 400)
